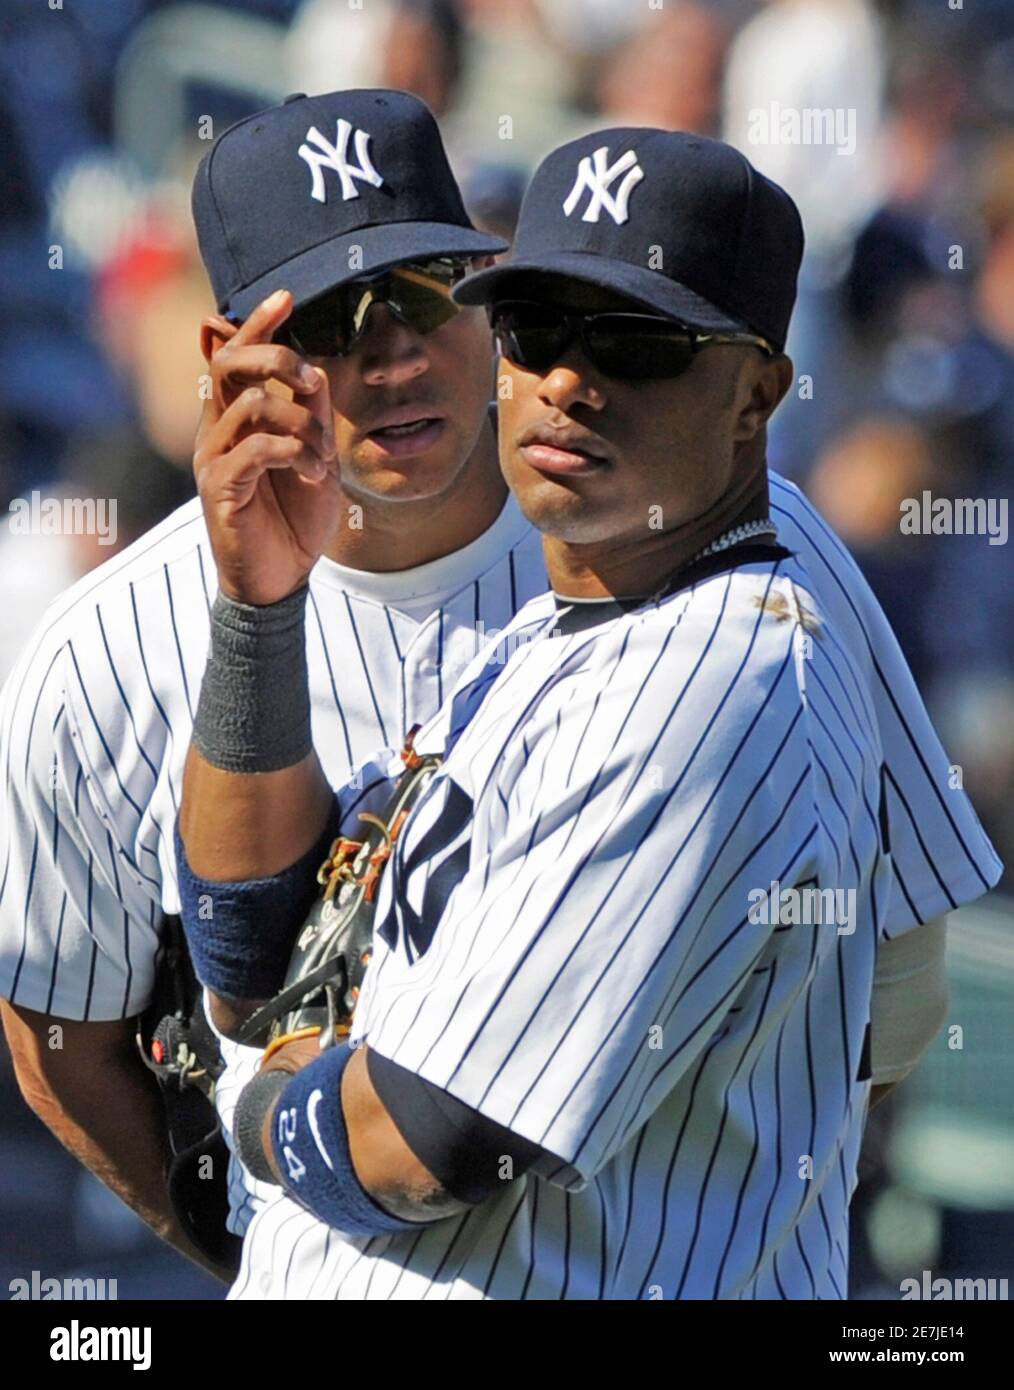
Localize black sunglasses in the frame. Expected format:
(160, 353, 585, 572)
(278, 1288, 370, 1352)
(272, 258, 470, 358)
(489, 300, 775, 381)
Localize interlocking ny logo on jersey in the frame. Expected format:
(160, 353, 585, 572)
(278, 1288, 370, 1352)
(377, 777, 473, 962)
(562, 146, 645, 225)
(298, 120, 384, 204)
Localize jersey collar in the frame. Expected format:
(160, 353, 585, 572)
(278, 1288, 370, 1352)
(551, 541, 793, 636)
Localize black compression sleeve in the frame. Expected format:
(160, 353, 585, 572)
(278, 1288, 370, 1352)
(365, 1047, 545, 1206)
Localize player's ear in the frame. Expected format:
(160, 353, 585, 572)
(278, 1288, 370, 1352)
(201, 314, 239, 364)
(732, 352, 793, 444)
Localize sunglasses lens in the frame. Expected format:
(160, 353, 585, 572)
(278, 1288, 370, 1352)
(277, 260, 467, 358)
(386, 264, 462, 336)
(585, 318, 695, 380)
(492, 303, 697, 380)
(493, 304, 571, 372)
(276, 288, 348, 356)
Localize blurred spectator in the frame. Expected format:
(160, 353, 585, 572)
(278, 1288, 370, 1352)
(288, 0, 464, 131)
(976, 137, 1014, 350)
(723, 0, 886, 260)
(807, 415, 941, 682)
(427, 0, 581, 168)
(287, 0, 410, 104)
(0, 209, 201, 679)
(880, 42, 969, 210)
(594, 3, 729, 136)
(531, 0, 650, 55)
(382, 0, 466, 118)
(95, 214, 211, 472)
(289, 0, 483, 163)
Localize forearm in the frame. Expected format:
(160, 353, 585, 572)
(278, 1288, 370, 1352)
(235, 1038, 542, 1233)
(179, 584, 333, 881)
(180, 743, 333, 880)
(1, 1001, 230, 1282)
(34, 1060, 227, 1279)
(178, 583, 336, 1033)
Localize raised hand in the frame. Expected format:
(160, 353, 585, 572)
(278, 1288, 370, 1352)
(194, 289, 343, 606)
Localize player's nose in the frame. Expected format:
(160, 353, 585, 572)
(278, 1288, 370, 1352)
(536, 349, 608, 413)
(356, 304, 430, 387)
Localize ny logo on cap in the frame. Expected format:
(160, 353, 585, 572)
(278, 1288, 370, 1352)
(298, 120, 385, 204)
(563, 147, 644, 225)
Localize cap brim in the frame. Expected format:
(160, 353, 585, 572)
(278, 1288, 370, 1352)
(227, 222, 508, 319)
(453, 251, 755, 339)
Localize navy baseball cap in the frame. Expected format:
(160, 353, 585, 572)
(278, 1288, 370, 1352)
(454, 129, 804, 351)
(192, 89, 507, 320)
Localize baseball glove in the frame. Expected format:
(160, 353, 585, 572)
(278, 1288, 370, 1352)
(233, 730, 441, 1058)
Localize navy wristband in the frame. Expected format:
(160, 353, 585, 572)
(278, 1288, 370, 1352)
(174, 797, 343, 1000)
(271, 1044, 420, 1237)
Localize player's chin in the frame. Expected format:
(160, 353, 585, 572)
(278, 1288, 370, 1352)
(348, 435, 465, 498)
(511, 473, 615, 542)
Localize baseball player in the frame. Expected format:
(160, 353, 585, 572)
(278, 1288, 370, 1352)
(177, 130, 1001, 1299)
(0, 89, 538, 1275)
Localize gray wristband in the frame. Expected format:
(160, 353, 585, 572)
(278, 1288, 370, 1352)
(233, 1068, 292, 1185)
(193, 585, 312, 773)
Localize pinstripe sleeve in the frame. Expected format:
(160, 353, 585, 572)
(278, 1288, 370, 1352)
(0, 635, 162, 1021)
(359, 607, 823, 1185)
(769, 475, 1003, 935)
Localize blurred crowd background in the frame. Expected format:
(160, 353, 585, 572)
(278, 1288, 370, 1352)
(1, 0, 1012, 1302)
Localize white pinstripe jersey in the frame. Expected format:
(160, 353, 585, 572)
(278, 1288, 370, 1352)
(0, 476, 1000, 1299)
(229, 483, 1000, 1301)
(0, 488, 545, 1236)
